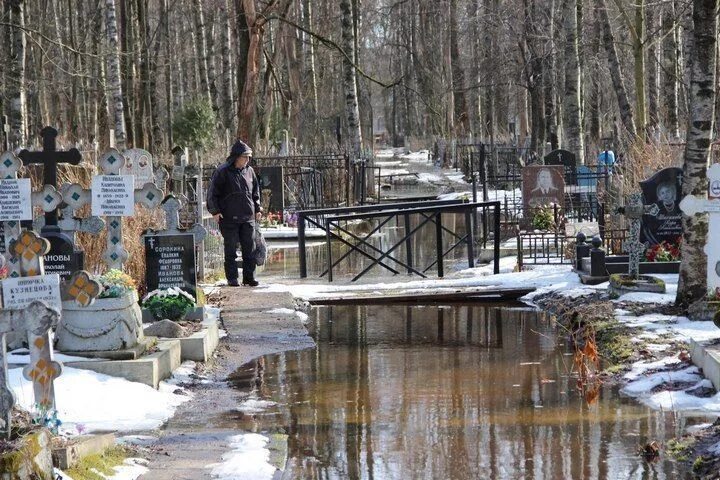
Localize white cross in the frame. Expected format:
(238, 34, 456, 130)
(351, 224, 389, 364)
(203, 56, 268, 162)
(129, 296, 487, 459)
(679, 163, 720, 294)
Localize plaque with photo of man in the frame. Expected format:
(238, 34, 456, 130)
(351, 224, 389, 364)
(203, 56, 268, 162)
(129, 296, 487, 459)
(522, 165, 565, 209)
(639, 167, 684, 246)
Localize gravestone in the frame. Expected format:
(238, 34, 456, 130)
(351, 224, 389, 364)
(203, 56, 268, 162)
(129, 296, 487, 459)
(143, 196, 207, 300)
(255, 165, 284, 213)
(522, 165, 565, 209)
(623, 193, 659, 279)
(544, 149, 577, 185)
(679, 163, 720, 296)
(543, 149, 576, 167)
(120, 148, 154, 189)
(640, 167, 684, 246)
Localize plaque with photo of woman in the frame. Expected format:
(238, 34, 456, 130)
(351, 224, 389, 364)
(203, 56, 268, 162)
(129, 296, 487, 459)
(639, 167, 684, 246)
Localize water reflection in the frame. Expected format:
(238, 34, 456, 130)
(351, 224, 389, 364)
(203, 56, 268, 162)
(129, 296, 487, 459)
(228, 306, 698, 480)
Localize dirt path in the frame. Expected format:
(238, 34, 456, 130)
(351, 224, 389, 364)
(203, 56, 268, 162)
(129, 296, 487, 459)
(139, 288, 313, 480)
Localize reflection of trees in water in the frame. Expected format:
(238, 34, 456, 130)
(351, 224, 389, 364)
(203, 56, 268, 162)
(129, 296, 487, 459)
(248, 306, 692, 479)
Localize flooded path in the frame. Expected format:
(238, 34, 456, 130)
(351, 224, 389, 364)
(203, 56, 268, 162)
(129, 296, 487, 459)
(228, 305, 704, 480)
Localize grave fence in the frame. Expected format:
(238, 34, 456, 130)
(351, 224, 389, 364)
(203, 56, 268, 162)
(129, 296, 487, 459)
(516, 228, 628, 268)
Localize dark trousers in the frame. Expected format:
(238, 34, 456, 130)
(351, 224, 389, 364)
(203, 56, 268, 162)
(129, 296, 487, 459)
(220, 222, 255, 282)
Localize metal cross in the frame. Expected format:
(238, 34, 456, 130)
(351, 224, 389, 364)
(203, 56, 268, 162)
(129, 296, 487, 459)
(622, 193, 660, 279)
(18, 127, 82, 227)
(61, 270, 102, 307)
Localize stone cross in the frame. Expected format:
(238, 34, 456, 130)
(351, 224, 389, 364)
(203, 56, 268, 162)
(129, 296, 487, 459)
(623, 193, 660, 279)
(96, 149, 164, 269)
(679, 163, 720, 295)
(0, 301, 59, 437)
(6, 230, 62, 414)
(159, 195, 207, 241)
(18, 127, 82, 228)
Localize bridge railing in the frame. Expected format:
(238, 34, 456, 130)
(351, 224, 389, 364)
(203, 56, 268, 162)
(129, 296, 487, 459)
(297, 200, 501, 281)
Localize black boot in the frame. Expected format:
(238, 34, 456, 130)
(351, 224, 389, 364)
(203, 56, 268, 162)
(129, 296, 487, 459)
(242, 278, 259, 287)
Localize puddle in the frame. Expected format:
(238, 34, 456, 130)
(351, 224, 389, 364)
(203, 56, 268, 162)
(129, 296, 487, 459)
(226, 305, 704, 479)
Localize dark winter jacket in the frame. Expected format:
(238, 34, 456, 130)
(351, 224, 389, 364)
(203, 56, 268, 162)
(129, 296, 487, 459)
(207, 158, 261, 224)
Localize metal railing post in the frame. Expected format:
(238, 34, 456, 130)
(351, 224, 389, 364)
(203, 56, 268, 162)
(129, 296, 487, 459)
(404, 214, 413, 275)
(435, 212, 444, 277)
(325, 219, 333, 282)
(465, 210, 475, 268)
(494, 203, 501, 274)
(298, 213, 307, 278)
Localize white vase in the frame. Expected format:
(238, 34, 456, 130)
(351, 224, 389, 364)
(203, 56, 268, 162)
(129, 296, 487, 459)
(56, 290, 144, 352)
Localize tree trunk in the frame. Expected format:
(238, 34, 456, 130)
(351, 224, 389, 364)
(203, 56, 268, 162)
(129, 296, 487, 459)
(633, 0, 646, 135)
(106, 0, 127, 149)
(676, 0, 719, 307)
(544, 0, 558, 151)
(193, 0, 212, 104)
(8, 0, 27, 148)
(340, 0, 362, 156)
(662, 1, 680, 138)
(235, 0, 262, 142)
(597, 0, 637, 139)
(562, 0, 584, 162)
(646, 7, 659, 132)
(450, 0, 468, 134)
(205, 9, 220, 114)
(221, 0, 235, 131)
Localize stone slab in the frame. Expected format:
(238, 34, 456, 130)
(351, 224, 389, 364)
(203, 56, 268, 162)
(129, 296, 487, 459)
(0, 429, 53, 479)
(690, 339, 720, 390)
(179, 320, 220, 362)
(52, 433, 116, 470)
(65, 339, 181, 389)
(61, 337, 151, 361)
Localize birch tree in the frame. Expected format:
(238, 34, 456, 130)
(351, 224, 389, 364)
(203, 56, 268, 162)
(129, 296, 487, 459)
(7, 0, 27, 147)
(562, 0, 584, 162)
(340, 0, 363, 156)
(676, 0, 719, 307)
(106, 0, 126, 149)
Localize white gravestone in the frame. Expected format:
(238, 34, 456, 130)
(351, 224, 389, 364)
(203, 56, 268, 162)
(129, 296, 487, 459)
(120, 148, 154, 189)
(679, 163, 720, 294)
(0, 178, 31, 221)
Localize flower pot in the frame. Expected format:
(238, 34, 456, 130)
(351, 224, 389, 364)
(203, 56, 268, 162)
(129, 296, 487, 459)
(56, 290, 144, 352)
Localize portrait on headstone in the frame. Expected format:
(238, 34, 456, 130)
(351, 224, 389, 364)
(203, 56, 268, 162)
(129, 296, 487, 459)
(640, 167, 684, 246)
(522, 165, 565, 209)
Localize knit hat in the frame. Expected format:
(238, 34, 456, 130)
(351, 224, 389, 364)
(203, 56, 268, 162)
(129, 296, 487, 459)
(228, 140, 253, 161)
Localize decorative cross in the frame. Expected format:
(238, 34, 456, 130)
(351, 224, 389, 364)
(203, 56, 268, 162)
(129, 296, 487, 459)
(97, 149, 164, 270)
(18, 127, 82, 227)
(158, 195, 207, 242)
(61, 270, 102, 307)
(5, 230, 62, 413)
(0, 301, 59, 437)
(622, 193, 660, 279)
(679, 163, 720, 295)
(32, 182, 106, 239)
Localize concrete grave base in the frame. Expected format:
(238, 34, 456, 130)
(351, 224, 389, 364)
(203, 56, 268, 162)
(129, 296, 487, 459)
(608, 274, 666, 299)
(179, 319, 220, 362)
(65, 338, 181, 389)
(52, 433, 116, 470)
(60, 337, 152, 361)
(690, 338, 720, 390)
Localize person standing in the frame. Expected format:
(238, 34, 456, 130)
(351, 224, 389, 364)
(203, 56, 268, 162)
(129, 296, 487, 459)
(207, 140, 262, 287)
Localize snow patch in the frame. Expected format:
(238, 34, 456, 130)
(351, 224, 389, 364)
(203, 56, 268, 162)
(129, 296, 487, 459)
(209, 434, 276, 480)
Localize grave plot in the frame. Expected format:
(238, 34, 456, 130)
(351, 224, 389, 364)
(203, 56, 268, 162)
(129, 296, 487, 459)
(575, 167, 685, 284)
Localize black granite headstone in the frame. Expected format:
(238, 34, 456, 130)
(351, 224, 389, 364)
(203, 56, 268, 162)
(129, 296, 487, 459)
(543, 149, 577, 167)
(639, 167, 684, 246)
(255, 165, 285, 213)
(42, 228, 83, 281)
(144, 233, 197, 299)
